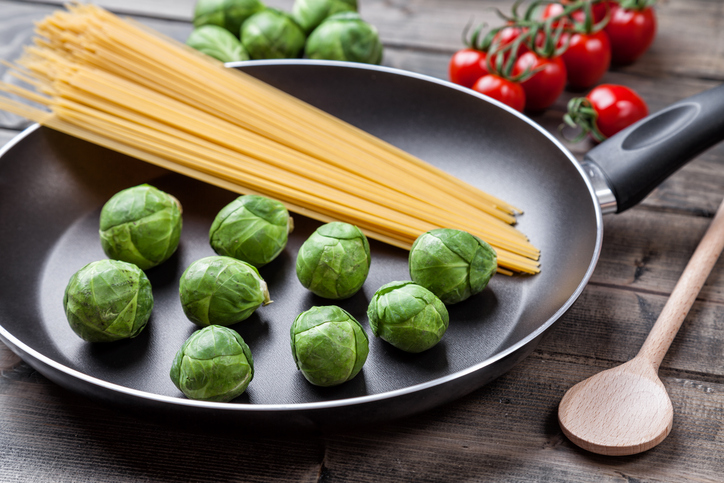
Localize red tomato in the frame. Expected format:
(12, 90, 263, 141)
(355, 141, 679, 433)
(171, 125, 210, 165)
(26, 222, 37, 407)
(513, 52, 567, 111)
(471, 75, 526, 112)
(560, 29, 611, 89)
(449, 48, 489, 88)
(587, 84, 648, 137)
(604, 3, 656, 64)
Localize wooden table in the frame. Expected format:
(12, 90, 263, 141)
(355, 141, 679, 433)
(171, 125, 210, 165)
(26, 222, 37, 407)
(1, 1, 722, 481)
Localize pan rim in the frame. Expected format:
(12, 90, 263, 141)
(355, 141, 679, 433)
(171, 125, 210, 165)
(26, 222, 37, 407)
(0, 59, 604, 413)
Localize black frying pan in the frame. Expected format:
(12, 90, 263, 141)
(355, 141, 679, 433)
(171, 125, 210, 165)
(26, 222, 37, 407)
(0, 60, 722, 431)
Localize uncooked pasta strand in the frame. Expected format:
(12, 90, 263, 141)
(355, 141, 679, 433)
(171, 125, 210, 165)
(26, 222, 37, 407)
(0, 5, 541, 274)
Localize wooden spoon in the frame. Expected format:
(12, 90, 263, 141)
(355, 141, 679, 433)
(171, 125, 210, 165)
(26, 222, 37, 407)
(558, 198, 724, 456)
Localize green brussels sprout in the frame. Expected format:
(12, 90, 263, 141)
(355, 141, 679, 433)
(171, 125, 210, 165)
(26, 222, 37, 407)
(241, 8, 307, 59)
(304, 12, 383, 64)
(290, 305, 368, 386)
(170, 325, 254, 402)
(367, 281, 449, 353)
(179, 256, 271, 326)
(209, 195, 293, 268)
(186, 25, 250, 63)
(292, 0, 357, 34)
(296, 221, 371, 299)
(409, 228, 497, 305)
(99, 184, 182, 270)
(63, 259, 154, 342)
(193, 0, 266, 36)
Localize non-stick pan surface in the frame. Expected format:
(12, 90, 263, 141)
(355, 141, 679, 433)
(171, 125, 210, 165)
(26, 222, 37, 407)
(0, 60, 601, 430)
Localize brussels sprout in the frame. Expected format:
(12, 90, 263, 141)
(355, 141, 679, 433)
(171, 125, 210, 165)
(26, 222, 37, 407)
(99, 184, 182, 270)
(296, 221, 371, 299)
(193, 0, 266, 36)
(304, 12, 383, 64)
(209, 195, 293, 268)
(186, 25, 250, 63)
(63, 259, 154, 342)
(409, 228, 497, 305)
(292, 0, 357, 34)
(170, 325, 254, 402)
(290, 305, 368, 386)
(179, 256, 271, 326)
(367, 281, 449, 353)
(241, 8, 307, 59)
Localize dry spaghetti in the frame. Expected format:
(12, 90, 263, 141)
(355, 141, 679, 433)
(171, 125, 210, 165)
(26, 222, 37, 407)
(0, 4, 540, 274)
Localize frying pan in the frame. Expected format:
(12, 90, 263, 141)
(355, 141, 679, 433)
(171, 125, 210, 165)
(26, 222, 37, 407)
(0, 60, 722, 432)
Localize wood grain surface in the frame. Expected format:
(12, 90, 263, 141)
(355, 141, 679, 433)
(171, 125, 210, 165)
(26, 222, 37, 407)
(1, 0, 723, 481)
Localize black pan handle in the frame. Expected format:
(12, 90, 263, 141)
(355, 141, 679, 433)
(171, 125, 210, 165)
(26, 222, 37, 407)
(583, 84, 724, 213)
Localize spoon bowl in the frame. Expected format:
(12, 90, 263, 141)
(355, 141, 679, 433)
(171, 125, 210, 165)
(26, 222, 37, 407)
(558, 357, 673, 456)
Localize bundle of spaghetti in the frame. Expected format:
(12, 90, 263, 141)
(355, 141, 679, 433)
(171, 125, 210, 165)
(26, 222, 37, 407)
(0, 4, 540, 274)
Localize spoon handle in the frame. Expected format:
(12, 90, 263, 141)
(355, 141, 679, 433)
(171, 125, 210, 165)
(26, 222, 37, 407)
(638, 197, 724, 370)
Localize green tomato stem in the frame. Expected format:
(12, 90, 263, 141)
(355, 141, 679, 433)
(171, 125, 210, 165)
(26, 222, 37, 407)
(562, 97, 606, 143)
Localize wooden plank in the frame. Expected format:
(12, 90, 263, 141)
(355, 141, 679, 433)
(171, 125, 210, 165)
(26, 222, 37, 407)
(0, 352, 324, 481)
(0, 1, 194, 45)
(13, 0, 298, 20)
(321, 355, 724, 482)
(543, 282, 724, 376)
(589, 208, 724, 303)
(0, 337, 721, 481)
(13, 0, 197, 20)
(643, 149, 724, 216)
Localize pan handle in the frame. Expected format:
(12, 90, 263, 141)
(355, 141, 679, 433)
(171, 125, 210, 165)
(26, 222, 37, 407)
(582, 84, 724, 213)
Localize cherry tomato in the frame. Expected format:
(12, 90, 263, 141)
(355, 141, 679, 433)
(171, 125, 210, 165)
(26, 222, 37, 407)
(564, 84, 648, 141)
(604, 3, 656, 64)
(513, 52, 567, 111)
(588, 84, 648, 137)
(471, 75, 526, 112)
(448, 48, 490, 89)
(560, 29, 611, 89)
